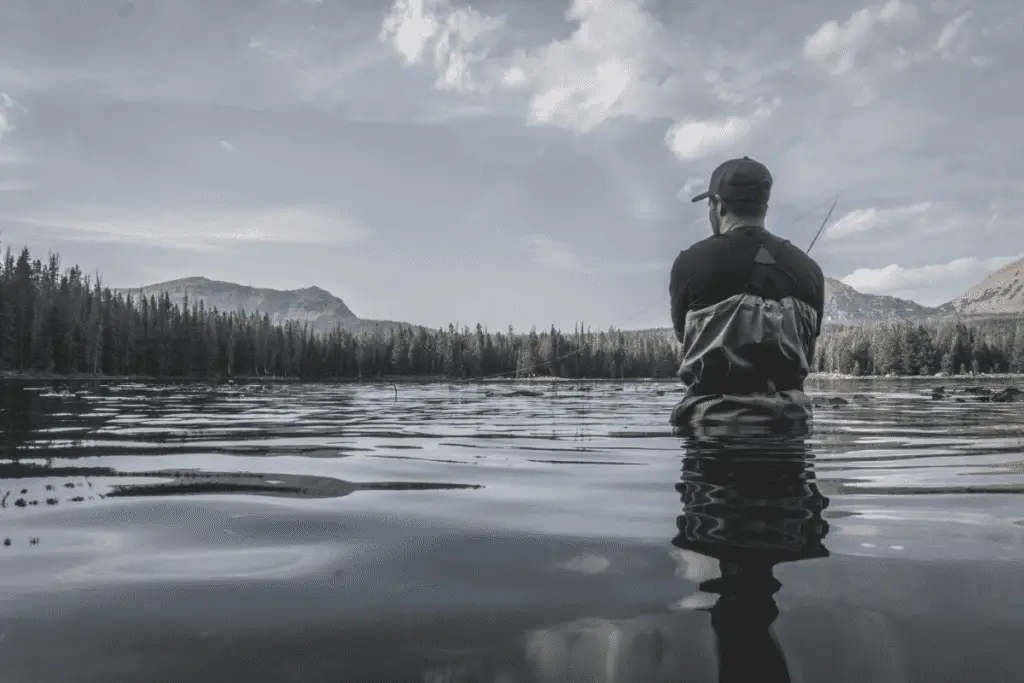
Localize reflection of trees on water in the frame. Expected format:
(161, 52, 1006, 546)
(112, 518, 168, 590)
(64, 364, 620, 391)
(1, 380, 480, 549)
(0, 380, 123, 462)
(1, 380, 478, 510)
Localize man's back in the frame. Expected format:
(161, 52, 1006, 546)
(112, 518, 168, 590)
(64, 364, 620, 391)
(669, 224, 825, 429)
(670, 225, 824, 328)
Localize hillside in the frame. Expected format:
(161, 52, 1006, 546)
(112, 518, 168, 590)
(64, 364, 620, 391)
(117, 277, 412, 334)
(944, 257, 1024, 315)
(823, 277, 939, 323)
(120, 268, 1000, 339)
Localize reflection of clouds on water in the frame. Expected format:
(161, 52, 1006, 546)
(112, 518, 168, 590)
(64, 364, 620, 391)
(523, 614, 716, 683)
(55, 544, 347, 584)
(554, 553, 611, 574)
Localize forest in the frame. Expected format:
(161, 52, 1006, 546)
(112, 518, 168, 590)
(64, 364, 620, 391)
(2, 243, 1023, 380)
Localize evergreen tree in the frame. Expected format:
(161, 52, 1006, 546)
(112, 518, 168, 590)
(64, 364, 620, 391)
(2, 240, 1024, 382)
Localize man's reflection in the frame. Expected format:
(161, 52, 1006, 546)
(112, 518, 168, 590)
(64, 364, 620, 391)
(417, 427, 833, 683)
(674, 427, 830, 683)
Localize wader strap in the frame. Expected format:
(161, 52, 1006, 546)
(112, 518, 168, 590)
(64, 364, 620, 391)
(746, 233, 791, 395)
(747, 234, 790, 301)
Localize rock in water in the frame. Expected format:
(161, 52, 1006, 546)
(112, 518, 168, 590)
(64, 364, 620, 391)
(992, 387, 1023, 403)
(812, 395, 849, 408)
(508, 389, 544, 397)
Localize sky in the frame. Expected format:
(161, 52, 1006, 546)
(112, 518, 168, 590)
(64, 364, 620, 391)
(0, 0, 1021, 331)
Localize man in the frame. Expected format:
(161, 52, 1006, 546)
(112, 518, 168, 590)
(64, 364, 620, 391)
(668, 156, 825, 432)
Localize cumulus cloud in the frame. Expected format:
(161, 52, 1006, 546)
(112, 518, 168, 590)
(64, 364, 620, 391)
(498, 0, 673, 133)
(841, 253, 1024, 304)
(379, 0, 505, 93)
(376, 0, 797, 171)
(803, 0, 917, 76)
(377, 0, 713, 136)
(801, 1, 983, 106)
(665, 98, 779, 161)
(524, 233, 588, 272)
(824, 202, 933, 240)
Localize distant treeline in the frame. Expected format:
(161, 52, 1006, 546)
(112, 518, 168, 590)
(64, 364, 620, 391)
(1, 243, 1023, 380)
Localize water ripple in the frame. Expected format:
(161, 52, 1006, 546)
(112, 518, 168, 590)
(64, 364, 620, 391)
(2, 377, 1024, 681)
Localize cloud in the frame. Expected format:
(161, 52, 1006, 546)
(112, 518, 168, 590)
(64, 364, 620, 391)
(379, 0, 505, 93)
(524, 233, 587, 272)
(0, 92, 24, 144)
(801, 1, 985, 105)
(934, 10, 974, 60)
(218, 140, 236, 152)
(375, 0, 801, 170)
(824, 202, 933, 240)
(677, 177, 706, 202)
(803, 0, 917, 77)
(840, 253, 1024, 304)
(665, 98, 779, 161)
(9, 206, 368, 252)
(498, 0, 673, 133)
(377, 0, 703, 135)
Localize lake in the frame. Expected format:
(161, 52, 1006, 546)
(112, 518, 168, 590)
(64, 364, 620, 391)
(1, 377, 1024, 682)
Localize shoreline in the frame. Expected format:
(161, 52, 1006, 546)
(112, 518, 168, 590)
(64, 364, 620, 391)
(3, 371, 1023, 383)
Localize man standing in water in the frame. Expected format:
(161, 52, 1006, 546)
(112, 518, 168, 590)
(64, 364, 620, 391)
(669, 157, 825, 432)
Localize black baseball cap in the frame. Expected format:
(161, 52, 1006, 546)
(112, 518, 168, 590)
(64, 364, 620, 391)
(690, 156, 772, 205)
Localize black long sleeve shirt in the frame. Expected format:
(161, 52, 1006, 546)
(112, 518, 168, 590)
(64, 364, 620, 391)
(669, 225, 825, 394)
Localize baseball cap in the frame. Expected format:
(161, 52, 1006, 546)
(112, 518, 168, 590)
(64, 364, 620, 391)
(690, 156, 773, 204)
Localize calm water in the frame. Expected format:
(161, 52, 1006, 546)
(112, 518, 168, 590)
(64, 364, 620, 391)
(1, 377, 1024, 682)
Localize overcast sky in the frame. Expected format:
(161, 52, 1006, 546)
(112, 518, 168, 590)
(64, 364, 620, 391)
(0, 0, 1020, 330)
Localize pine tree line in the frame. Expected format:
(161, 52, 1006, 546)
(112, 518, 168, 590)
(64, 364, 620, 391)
(1, 243, 1023, 380)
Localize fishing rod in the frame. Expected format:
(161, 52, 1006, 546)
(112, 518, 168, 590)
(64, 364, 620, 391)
(805, 196, 838, 254)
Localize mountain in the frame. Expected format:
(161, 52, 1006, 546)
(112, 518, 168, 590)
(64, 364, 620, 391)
(944, 257, 1024, 315)
(120, 272, 961, 338)
(823, 277, 940, 323)
(117, 277, 413, 334)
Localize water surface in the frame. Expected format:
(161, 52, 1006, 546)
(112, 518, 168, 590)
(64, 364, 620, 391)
(1, 378, 1023, 682)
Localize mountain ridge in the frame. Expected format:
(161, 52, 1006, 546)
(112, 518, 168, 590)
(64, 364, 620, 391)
(121, 264, 1022, 335)
(943, 256, 1024, 315)
(822, 276, 939, 323)
(115, 276, 412, 334)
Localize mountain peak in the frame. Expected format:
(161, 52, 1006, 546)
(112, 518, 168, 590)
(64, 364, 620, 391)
(823, 276, 938, 323)
(947, 257, 1024, 314)
(116, 277, 359, 329)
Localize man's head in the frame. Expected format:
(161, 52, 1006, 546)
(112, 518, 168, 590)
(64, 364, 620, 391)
(691, 157, 772, 235)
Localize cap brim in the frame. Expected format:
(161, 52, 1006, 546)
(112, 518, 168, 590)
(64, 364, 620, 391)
(691, 191, 711, 203)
